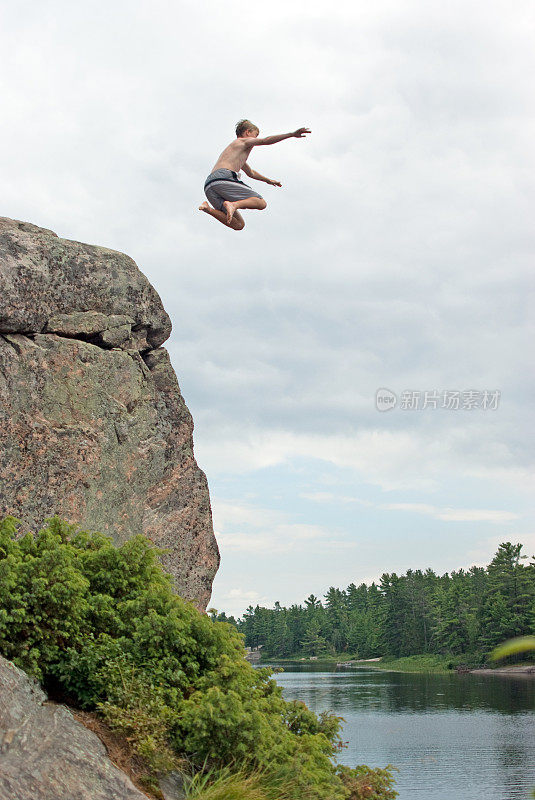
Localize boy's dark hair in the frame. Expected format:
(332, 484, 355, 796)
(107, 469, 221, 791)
(236, 119, 259, 137)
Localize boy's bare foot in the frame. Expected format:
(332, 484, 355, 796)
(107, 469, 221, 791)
(199, 201, 211, 213)
(222, 200, 236, 224)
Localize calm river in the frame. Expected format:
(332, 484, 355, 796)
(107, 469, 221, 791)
(267, 662, 534, 800)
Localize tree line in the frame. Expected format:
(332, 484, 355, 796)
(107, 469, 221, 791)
(215, 543, 534, 662)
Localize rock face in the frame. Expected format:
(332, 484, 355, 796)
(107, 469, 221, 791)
(0, 218, 219, 609)
(0, 656, 151, 800)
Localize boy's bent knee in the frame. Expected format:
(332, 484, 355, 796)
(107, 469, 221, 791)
(259, 199, 267, 210)
(233, 219, 245, 231)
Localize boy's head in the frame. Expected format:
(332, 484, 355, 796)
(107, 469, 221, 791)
(236, 119, 259, 138)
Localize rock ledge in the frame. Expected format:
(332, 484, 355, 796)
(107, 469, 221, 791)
(0, 655, 150, 800)
(0, 218, 219, 609)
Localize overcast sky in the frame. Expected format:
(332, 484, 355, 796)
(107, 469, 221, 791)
(1, 1, 534, 616)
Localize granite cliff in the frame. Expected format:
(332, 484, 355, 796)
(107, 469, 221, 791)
(0, 217, 219, 609)
(0, 655, 154, 800)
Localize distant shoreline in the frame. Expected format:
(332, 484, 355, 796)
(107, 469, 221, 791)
(259, 654, 535, 676)
(469, 665, 535, 677)
(352, 660, 535, 677)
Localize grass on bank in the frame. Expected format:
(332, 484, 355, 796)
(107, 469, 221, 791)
(360, 655, 451, 673)
(260, 653, 483, 674)
(184, 765, 398, 800)
(262, 654, 451, 673)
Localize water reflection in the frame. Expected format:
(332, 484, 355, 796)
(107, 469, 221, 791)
(266, 664, 535, 800)
(265, 663, 535, 714)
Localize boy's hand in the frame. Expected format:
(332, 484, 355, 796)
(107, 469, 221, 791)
(267, 179, 282, 187)
(293, 127, 311, 138)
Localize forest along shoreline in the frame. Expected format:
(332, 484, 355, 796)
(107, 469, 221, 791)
(230, 543, 535, 676)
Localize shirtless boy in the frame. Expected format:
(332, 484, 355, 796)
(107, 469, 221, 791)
(199, 120, 311, 231)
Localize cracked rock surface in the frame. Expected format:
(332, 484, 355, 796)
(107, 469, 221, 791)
(0, 656, 150, 800)
(0, 217, 219, 609)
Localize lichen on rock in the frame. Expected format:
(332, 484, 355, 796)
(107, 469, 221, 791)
(0, 217, 219, 609)
(0, 655, 152, 800)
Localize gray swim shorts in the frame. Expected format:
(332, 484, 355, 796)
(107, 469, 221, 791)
(204, 168, 264, 211)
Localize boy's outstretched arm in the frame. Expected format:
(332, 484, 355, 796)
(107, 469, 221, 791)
(242, 163, 282, 186)
(246, 128, 311, 148)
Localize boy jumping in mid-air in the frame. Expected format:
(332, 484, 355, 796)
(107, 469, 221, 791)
(199, 120, 311, 231)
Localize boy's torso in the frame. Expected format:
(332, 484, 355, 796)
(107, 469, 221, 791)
(211, 139, 250, 174)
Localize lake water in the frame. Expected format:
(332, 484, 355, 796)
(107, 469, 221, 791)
(267, 663, 535, 800)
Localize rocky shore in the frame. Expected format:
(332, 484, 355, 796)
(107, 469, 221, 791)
(469, 665, 535, 677)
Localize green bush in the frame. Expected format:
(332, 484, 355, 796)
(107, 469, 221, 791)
(337, 764, 398, 800)
(0, 516, 397, 800)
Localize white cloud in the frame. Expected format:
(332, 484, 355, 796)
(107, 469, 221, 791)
(300, 492, 373, 506)
(197, 425, 532, 495)
(215, 520, 350, 555)
(213, 499, 356, 555)
(1, 1, 534, 615)
(225, 589, 261, 600)
(380, 503, 520, 524)
(297, 495, 521, 523)
(466, 533, 535, 566)
(208, 588, 271, 617)
(211, 501, 284, 530)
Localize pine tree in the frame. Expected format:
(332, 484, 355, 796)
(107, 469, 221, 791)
(235, 542, 534, 660)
